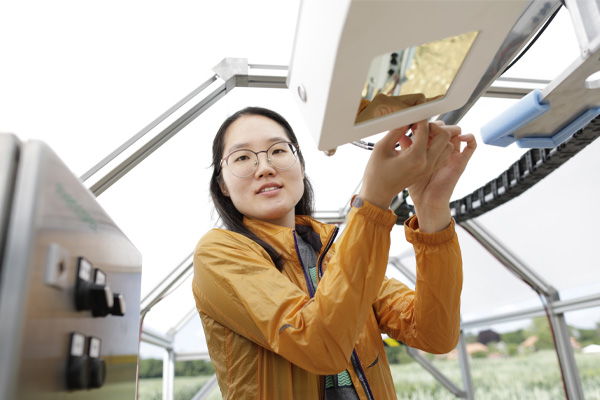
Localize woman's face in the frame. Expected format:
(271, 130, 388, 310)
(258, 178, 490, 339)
(220, 114, 305, 228)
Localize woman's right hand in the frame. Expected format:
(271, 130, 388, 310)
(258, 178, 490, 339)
(359, 119, 454, 211)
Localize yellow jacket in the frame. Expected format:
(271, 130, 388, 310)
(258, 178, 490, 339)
(193, 198, 462, 399)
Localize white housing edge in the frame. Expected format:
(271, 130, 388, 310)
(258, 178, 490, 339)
(288, 0, 529, 151)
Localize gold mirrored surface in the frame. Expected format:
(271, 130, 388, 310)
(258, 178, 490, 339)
(357, 31, 479, 123)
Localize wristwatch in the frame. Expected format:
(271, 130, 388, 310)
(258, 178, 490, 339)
(351, 195, 364, 208)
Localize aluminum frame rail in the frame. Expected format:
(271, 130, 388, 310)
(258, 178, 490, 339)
(163, 349, 176, 400)
(461, 292, 600, 330)
(79, 76, 218, 183)
(83, 60, 287, 196)
(141, 325, 174, 350)
(140, 252, 194, 319)
(190, 374, 219, 400)
(439, 0, 563, 125)
(460, 219, 585, 400)
(388, 257, 474, 399)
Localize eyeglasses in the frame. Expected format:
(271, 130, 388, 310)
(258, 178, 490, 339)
(221, 141, 299, 178)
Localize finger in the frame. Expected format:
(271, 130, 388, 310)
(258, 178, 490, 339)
(427, 123, 452, 152)
(459, 134, 477, 161)
(450, 133, 461, 152)
(440, 125, 462, 151)
(375, 126, 411, 152)
(430, 123, 461, 152)
(433, 142, 455, 172)
(397, 135, 413, 151)
(429, 122, 460, 136)
(426, 125, 453, 168)
(444, 125, 461, 138)
(410, 119, 430, 151)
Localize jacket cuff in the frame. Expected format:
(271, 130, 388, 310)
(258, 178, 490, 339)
(404, 215, 456, 245)
(349, 195, 397, 230)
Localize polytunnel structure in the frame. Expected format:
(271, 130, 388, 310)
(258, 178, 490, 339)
(1, 0, 600, 399)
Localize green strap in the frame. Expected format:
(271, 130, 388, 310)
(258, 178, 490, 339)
(308, 266, 354, 389)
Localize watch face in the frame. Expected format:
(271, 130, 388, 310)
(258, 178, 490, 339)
(352, 196, 364, 208)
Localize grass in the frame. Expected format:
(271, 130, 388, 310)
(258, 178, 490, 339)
(138, 376, 222, 400)
(139, 351, 600, 399)
(390, 350, 600, 399)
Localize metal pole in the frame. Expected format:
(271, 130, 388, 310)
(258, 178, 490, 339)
(191, 374, 219, 400)
(460, 219, 555, 296)
(140, 253, 194, 317)
(459, 220, 584, 399)
(80, 75, 218, 182)
(90, 83, 228, 196)
(388, 257, 474, 399)
(87, 59, 289, 196)
(462, 292, 600, 330)
(162, 348, 175, 400)
(405, 347, 466, 398)
(169, 307, 198, 338)
(456, 329, 474, 400)
(543, 293, 586, 400)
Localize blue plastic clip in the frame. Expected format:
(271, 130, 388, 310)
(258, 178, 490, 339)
(481, 90, 550, 147)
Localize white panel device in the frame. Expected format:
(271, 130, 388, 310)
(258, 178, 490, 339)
(288, 0, 529, 151)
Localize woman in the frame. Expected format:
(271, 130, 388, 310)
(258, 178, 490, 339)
(192, 96, 477, 399)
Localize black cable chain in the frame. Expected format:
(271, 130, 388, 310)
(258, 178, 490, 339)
(393, 116, 600, 225)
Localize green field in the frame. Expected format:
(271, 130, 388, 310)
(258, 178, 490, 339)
(138, 375, 222, 400)
(390, 350, 600, 399)
(139, 351, 600, 399)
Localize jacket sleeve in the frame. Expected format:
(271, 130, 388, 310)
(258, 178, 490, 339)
(373, 215, 463, 354)
(192, 199, 396, 374)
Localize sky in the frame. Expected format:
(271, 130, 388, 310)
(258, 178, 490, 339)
(1, 1, 599, 361)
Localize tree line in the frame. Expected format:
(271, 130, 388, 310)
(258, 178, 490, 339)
(139, 359, 215, 379)
(385, 318, 600, 364)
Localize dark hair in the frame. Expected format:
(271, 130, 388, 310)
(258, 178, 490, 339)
(210, 106, 315, 269)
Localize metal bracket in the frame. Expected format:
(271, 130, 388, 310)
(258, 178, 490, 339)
(405, 346, 467, 398)
(565, 0, 600, 55)
(212, 57, 249, 91)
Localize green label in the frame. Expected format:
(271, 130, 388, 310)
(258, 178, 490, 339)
(55, 183, 98, 232)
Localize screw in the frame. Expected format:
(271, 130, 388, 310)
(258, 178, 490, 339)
(297, 85, 307, 102)
(324, 148, 337, 156)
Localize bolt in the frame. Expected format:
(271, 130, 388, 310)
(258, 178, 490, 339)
(297, 85, 307, 102)
(324, 148, 337, 156)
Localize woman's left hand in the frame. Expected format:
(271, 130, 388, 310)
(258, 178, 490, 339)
(408, 121, 477, 232)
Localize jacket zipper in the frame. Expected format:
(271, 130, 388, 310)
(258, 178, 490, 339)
(293, 231, 315, 298)
(315, 227, 337, 400)
(317, 226, 338, 281)
(297, 227, 374, 399)
(319, 227, 375, 399)
(294, 231, 327, 398)
(351, 350, 375, 400)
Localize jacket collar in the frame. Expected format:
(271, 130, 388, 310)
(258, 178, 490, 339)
(243, 215, 337, 261)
